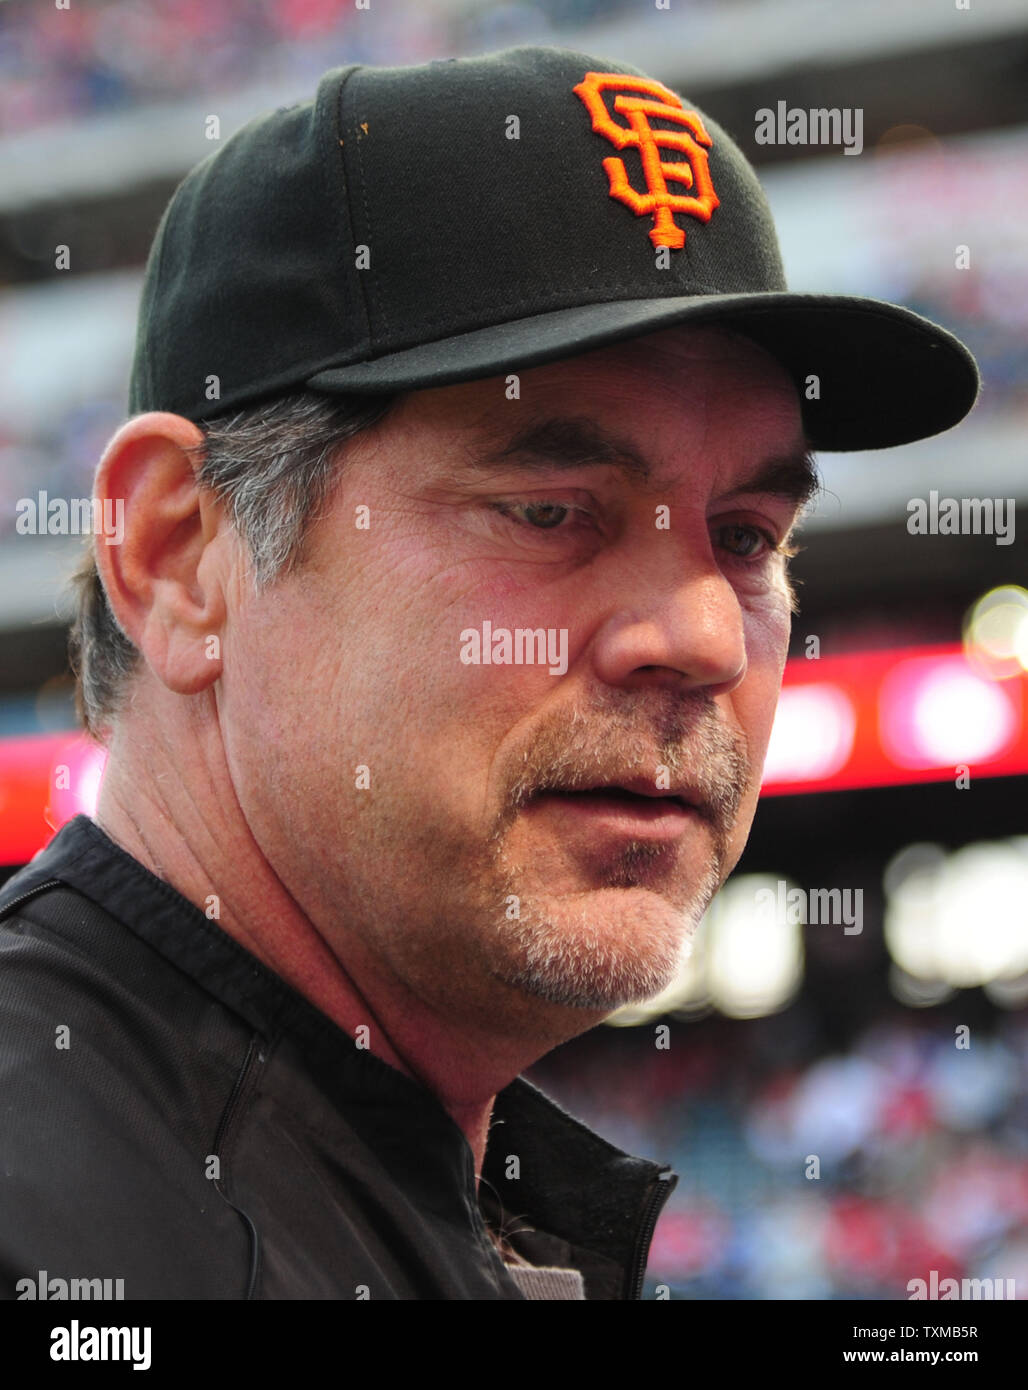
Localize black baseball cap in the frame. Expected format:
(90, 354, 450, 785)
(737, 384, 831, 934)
(129, 45, 980, 452)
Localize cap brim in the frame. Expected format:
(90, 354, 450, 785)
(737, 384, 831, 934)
(307, 293, 980, 453)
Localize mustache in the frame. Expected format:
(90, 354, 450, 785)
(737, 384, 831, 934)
(497, 689, 750, 839)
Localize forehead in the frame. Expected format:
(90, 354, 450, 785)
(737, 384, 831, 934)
(409, 323, 800, 434)
(386, 323, 808, 497)
(525, 323, 799, 409)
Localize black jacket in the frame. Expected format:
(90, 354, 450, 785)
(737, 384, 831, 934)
(0, 815, 677, 1300)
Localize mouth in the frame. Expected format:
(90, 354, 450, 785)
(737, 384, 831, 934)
(545, 786, 692, 809)
(539, 776, 701, 812)
(527, 782, 702, 841)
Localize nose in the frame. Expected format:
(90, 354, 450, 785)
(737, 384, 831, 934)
(590, 524, 749, 697)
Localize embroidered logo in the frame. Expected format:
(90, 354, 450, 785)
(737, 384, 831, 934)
(572, 72, 719, 249)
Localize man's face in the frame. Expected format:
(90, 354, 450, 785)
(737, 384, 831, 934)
(216, 325, 810, 1030)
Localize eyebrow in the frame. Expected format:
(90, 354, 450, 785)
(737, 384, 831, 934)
(467, 415, 821, 509)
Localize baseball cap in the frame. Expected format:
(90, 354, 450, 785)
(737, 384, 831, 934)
(129, 45, 980, 452)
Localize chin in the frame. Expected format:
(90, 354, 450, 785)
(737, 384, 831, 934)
(493, 884, 697, 1012)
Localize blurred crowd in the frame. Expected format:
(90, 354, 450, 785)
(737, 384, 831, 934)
(0, 0, 642, 135)
(530, 1010, 1028, 1298)
(1, 0, 399, 134)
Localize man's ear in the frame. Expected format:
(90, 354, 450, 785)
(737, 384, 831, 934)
(93, 412, 229, 696)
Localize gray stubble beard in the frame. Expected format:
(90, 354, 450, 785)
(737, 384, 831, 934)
(483, 819, 729, 1012)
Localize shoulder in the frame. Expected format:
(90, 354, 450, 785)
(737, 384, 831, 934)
(0, 887, 252, 1297)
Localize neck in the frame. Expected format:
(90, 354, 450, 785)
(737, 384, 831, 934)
(92, 707, 559, 1179)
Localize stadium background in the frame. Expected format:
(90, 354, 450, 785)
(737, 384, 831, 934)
(1, 0, 1026, 1299)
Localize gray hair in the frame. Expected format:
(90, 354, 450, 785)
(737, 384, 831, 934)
(69, 389, 401, 742)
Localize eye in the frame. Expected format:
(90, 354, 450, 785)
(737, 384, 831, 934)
(491, 500, 591, 531)
(715, 523, 781, 563)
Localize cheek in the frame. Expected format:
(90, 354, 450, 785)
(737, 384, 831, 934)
(220, 587, 343, 752)
(743, 584, 792, 675)
(737, 602, 791, 765)
(727, 664, 786, 861)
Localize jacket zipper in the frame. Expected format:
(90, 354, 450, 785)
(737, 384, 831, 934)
(0, 879, 63, 922)
(211, 1034, 265, 1300)
(212, 1034, 263, 1157)
(627, 1171, 675, 1300)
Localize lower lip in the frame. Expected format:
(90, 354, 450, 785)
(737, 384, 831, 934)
(528, 792, 699, 841)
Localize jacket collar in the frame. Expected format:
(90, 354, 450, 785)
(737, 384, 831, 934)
(2, 815, 677, 1297)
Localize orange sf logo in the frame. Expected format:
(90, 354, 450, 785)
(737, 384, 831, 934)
(572, 72, 719, 249)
